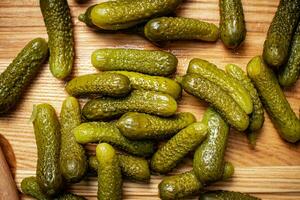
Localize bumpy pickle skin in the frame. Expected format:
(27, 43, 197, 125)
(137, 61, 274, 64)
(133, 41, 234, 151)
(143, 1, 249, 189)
(278, 21, 300, 87)
(193, 108, 229, 184)
(159, 171, 203, 200)
(60, 97, 87, 183)
(21, 176, 86, 200)
(65, 73, 131, 98)
(82, 90, 177, 121)
(32, 104, 63, 196)
(96, 143, 122, 200)
(187, 58, 253, 114)
(219, 0, 246, 49)
(116, 112, 196, 140)
(262, 0, 300, 69)
(225, 64, 264, 147)
(73, 122, 155, 157)
(40, 0, 74, 79)
(21, 176, 51, 200)
(91, 48, 178, 76)
(83, 0, 182, 30)
(151, 122, 207, 174)
(158, 164, 234, 200)
(247, 56, 300, 143)
(144, 17, 219, 43)
(0, 38, 48, 114)
(89, 154, 150, 182)
(200, 190, 261, 200)
(109, 71, 182, 99)
(179, 74, 249, 131)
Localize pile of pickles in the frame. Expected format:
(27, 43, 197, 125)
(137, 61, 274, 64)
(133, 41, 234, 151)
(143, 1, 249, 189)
(0, 0, 299, 199)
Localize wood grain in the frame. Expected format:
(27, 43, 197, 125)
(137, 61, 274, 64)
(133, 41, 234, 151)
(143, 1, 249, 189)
(0, 0, 299, 199)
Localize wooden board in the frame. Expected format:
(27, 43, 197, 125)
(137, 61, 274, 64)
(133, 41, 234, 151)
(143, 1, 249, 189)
(0, 0, 299, 199)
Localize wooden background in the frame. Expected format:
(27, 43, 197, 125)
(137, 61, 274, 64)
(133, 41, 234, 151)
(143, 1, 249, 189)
(0, 0, 300, 199)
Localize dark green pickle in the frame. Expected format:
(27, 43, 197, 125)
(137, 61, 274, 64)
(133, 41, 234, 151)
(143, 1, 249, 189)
(225, 64, 264, 147)
(40, 0, 74, 79)
(193, 108, 229, 184)
(278, 21, 300, 87)
(159, 163, 234, 200)
(32, 104, 63, 196)
(187, 58, 253, 114)
(0, 38, 48, 114)
(219, 0, 246, 49)
(247, 56, 300, 143)
(21, 176, 86, 200)
(262, 0, 300, 69)
(151, 122, 207, 174)
(179, 74, 249, 131)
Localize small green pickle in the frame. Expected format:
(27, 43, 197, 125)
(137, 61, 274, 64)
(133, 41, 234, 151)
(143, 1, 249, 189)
(144, 17, 219, 43)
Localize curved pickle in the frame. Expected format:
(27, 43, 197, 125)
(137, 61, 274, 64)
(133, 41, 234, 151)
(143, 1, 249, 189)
(247, 56, 300, 143)
(179, 73, 249, 131)
(225, 64, 264, 147)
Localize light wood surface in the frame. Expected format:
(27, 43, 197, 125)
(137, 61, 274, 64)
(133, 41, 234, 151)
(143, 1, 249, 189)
(0, 0, 299, 199)
(0, 145, 19, 200)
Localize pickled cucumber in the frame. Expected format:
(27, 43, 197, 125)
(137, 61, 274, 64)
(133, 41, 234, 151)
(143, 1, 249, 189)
(96, 143, 122, 200)
(222, 161, 235, 180)
(89, 154, 150, 182)
(109, 71, 181, 99)
(40, 0, 74, 79)
(32, 104, 63, 196)
(60, 97, 87, 183)
(225, 64, 264, 147)
(74, 122, 155, 157)
(278, 21, 300, 87)
(65, 73, 131, 97)
(159, 170, 203, 200)
(179, 74, 249, 131)
(219, 0, 246, 49)
(21, 176, 50, 200)
(79, 0, 182, 30)
(144, 17, 219, 43)
(91, 48, 177, 76)
(200, 190, 260, 200)
(187, 58, 253, 114)
(21, 176, 86, 200)
(159, 164, 234, 200)
(262, 0, 300, 68)
(116, 112, 196, 140)
(0, 38, 48, 114)
(82, 90, 177, 121)
(193, 108, 229, 184)
(151, 122, 207, 174)
(247, 56, 300, 143)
